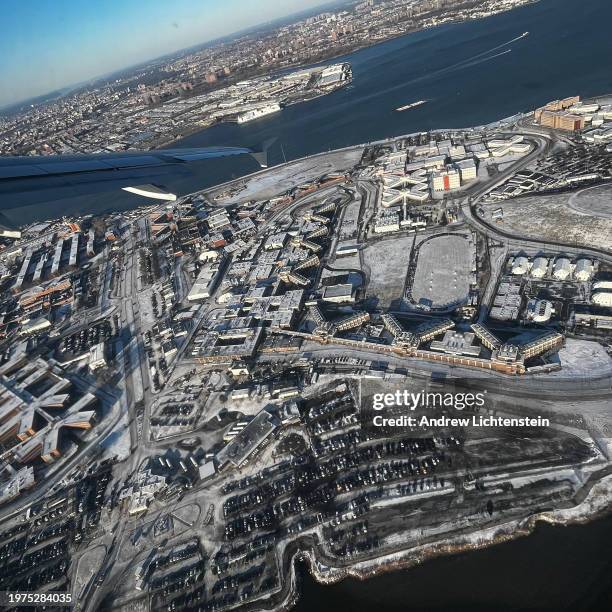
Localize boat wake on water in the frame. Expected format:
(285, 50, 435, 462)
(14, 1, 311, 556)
(465, 31, 529, 61)
(437, 31, 528, 75)
(391, 44, 519, 111)
(455, 48, 514, 71)
(356, 32, 529, 110)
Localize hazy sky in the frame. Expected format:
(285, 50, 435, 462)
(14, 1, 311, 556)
(0, 0, 331, 108)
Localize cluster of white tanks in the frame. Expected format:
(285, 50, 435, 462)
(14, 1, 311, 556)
(592, 280, 612, 308)
(510, 256, 594, 281)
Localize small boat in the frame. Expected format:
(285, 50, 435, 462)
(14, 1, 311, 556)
(395, 100, 428, 112)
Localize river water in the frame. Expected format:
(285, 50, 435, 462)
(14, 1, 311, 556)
(293, 514, 612, 611)
(9, 0, 612, 226)
(174, 0, 612, 163)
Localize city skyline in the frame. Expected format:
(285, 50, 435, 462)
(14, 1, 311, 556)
(0, 0, 332, 108)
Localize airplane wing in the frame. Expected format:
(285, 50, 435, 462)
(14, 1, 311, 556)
(0, 146, 265, 209)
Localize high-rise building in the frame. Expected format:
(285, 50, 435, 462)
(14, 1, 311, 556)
(455, 159, 477, 182)
(432, 168, 460, 192)
(538, 110, 585, 131)
(534, 96, 585, 131)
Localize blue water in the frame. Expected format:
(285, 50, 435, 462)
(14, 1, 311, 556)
(9, 0, 612, 225)
(173, 0, 612, 164)
(294, 515, 612, 611)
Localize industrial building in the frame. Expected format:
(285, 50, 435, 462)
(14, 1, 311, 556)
(429, 331, 481, 357)
(317, 63, 351, 87)
(455, 158, 477, 182)
(486, 135, 532, 157)
(573, 305, 612, 330)
(264, 232, 287, 250)
(20, 317, 52, 337)
(191, 326, 264, 364)
(374, 212, 400, 233)
(592, 291, 612, 308)
(334, 311, 370, 333)
(89, 342, 107, 371)
(470, 323, 501, 351)
(311, 307, 370, 338)
(336, 244, 359, 257)
(216, 408, 279, 469)
(51, 239, 64, 276)
(490, 282, 522, 321)
(511, 256, 530, 275)
(537, 110, 585, 131)
(321, 284, 354, 304)
(0, 356, 97, 467)
(416, 318, 455, 342)
(12, 249, 33, 292)
(574, 258, 594, 281)
(519, 332, 564, 360)
(381, 313, 420, 349)
(494, 343, 520, 363)
(530, 256, 549, 278)
(534, 96, 585, 131)
(593, 280, 612, 291)
(245, 289, 304, 329)
(553, 257, 572, 280)
(507, 254, 597, 282)
(431, 168, 460, 192)
(68, 234, 79, 268)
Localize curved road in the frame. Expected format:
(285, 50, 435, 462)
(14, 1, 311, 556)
(461, 133, 612, 262)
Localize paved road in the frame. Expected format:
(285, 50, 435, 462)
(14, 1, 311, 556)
(261, 343, 612, 393)
(461, 132, 612, 261)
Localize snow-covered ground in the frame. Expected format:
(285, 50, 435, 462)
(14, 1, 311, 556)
(481, 190, 612, 251)
(545, 338, 612, 379)
(205, 149, 363, 205)
(99, 412, 131, 462)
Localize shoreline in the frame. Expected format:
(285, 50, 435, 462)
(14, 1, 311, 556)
(194, 113, 529, 204)
(153, 78, 354, 151)
(149, 0, 542, 152)
(2, 1, 542, 124)
(273, 472, 612, 611)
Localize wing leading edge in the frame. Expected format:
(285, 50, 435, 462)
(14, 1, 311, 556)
(0, 146, 262, 208)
